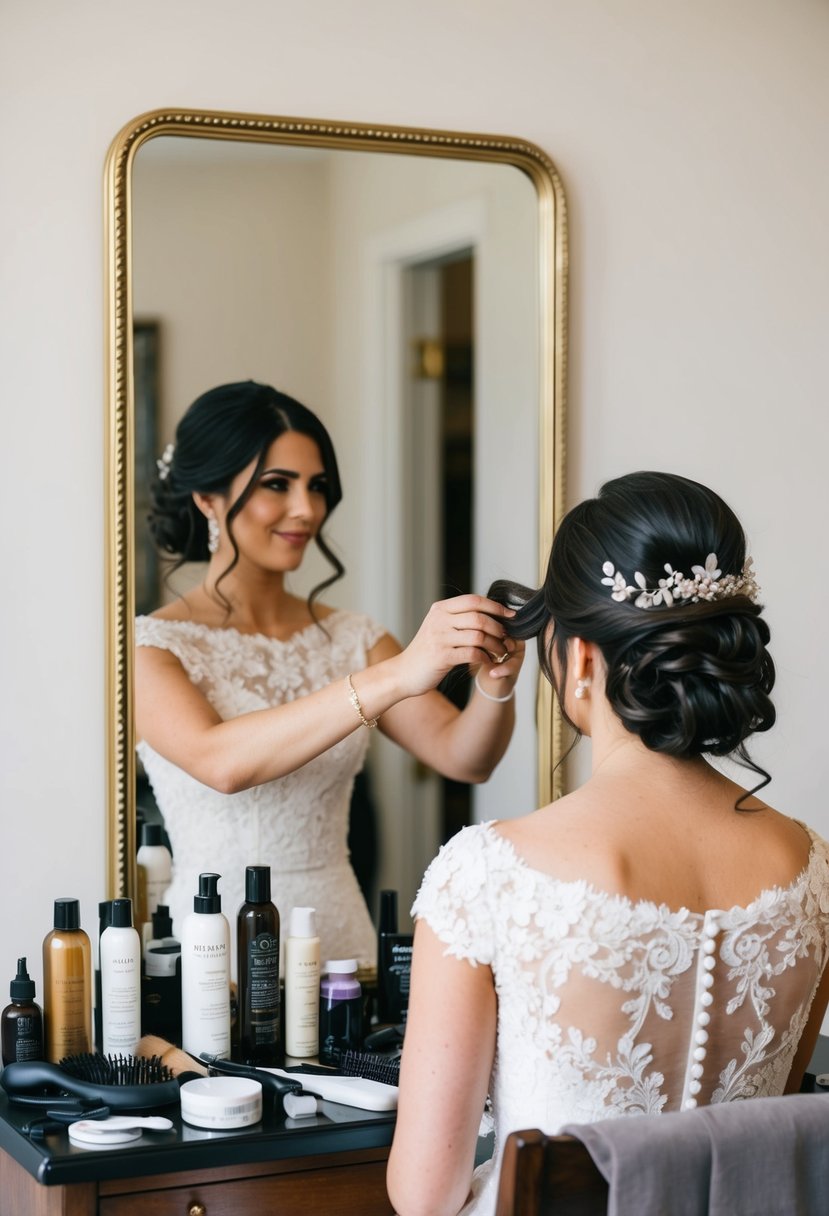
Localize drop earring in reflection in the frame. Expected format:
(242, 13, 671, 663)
(207, 517, 220, 555)
(574, 676, 592, 700)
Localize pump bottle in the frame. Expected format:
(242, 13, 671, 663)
(180, 872, 230, 1059)
(237, 865, 281, 1065)
(42, 897, 92, 1061)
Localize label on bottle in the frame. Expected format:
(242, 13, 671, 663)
(285, 950, 319, 1057)
(248, 932, 280, 1042)
(49, 974, 91, 1056)
(183, 937, 230, 1056)
(103, 954, 140, 1054)
(11, 1015, 43, 1062)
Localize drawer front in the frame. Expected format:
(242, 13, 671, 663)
(99, 1159, 394, 1216)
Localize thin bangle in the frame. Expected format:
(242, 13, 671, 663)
(346, 673, 379, 728)
(474, 672, 515, 703)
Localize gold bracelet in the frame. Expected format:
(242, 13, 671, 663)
(346, 673, 378, 728)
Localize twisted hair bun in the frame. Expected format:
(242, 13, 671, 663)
(490, 472, 775, 786)
(605, 600, 774, 758)
(147, 470, 210, 562)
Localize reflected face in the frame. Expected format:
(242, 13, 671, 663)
(218, 431, 329, 573)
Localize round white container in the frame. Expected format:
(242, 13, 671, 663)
(179, 1076, 263, 1129)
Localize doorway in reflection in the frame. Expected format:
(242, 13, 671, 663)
(407, 253, 475, 847)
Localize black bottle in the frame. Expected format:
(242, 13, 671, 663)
(2, 958, 44, 1064)
(376, 889, 413, 1026)
(237, 866, 282, 1065)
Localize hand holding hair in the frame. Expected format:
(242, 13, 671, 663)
(393, 594, 520, 699)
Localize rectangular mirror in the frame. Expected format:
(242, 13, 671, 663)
(105, 108, 567, 919)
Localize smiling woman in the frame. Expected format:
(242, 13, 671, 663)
(134, 380, 525, 972)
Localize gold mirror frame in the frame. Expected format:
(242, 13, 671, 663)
(104, 107, 568, 900)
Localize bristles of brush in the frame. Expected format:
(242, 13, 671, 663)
(340, 1050, 400, 1086)
(59, 1052, 176, 1085)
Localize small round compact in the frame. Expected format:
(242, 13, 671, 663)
(180, 1075, 263, 1129)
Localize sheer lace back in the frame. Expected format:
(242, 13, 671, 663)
(135, 610, 387, 971)
(414, 821, 829, 1213)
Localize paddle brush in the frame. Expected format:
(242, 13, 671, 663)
(0, 1053, 181, 1111)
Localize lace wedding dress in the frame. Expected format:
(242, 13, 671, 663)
(413, 821, 829, 1216)
(136, 611, 387, 974)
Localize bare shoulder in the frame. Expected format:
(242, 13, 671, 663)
(146, 599, 195, 623)
(490, 791, 602, 875)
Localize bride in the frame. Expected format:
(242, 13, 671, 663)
(388, 470, 829, 1216)
(135, 380, 524, 972)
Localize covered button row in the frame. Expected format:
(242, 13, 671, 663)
(683, 919, 719, 1110)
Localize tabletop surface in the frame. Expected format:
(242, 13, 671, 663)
(0, 1085, 396, 1186)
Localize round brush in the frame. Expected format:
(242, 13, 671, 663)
(135, 1034, 208, 1081)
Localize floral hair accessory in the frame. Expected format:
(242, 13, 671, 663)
(156, 442, 175, 481)
(601, 553, 760, 609)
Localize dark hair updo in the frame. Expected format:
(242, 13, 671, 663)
(148, 381, 344, 610)
(492, 471, 775, 789)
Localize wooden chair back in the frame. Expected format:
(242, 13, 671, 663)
(494, 1129, 609, 1216)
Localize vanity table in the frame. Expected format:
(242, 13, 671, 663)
(0, 1089, 395, 1215)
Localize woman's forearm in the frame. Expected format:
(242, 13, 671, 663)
(137, 649, 415, 793)
(434, 669, 517, 782)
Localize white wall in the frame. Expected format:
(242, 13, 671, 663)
(2, 0, 828, 1006)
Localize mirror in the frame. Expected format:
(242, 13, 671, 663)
(105, 109, 567, 916)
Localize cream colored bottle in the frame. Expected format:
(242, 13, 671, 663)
(284, 906, 320, 1059)
(42, 897, 92, 1061)
(100, 898, 141, 1056)
(180, 872, 231, 1059)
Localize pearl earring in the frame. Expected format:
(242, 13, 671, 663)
(574, 676, 592, 700)
(207, 516, 220, 555)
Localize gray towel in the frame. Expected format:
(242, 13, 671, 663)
(563, 1094, 829, 1215)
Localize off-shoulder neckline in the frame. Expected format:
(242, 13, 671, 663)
(135, 609, 349, 648)
(478, 819, 822, 922)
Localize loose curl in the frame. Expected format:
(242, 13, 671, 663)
(147, 381, 345, 618)
(490, 471, 775, 799)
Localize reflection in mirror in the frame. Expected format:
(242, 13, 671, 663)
(105, 113, 567, 943)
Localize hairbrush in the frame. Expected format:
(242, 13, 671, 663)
(288, 1049, 401, 1087)
(0, 1053, 181, 1111)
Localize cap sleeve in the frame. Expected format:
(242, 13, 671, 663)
(134, 616, 210, 684)
(411, 824, 495, 967)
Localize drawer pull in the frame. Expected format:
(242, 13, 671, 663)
(188, 1205, 206, 1216)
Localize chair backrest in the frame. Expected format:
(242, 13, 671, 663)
(494, 1129, 609, 1216)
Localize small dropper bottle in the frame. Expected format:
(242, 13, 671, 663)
(2, 958, 44, 1064)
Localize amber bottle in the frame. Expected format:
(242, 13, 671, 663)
(42, 897, 92, 1061)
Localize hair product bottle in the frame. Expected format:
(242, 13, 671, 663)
(42, 897, 92, 1062)
(180, 873, 230, 1059)
(237, 865, 281, 1066)
(1, 958, 44, 1065)
(142, 904, 182, 1045)
(319, 960, 362, 1065)
(100, 898, 141, 1056)
(284, 906, 320, 1059)
(136, 822, 173, 932)
(376, 889, 413, 1026)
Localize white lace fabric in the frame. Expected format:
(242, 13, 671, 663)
(135, 610, 387, 972)
(413, 821, 829, 1216)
